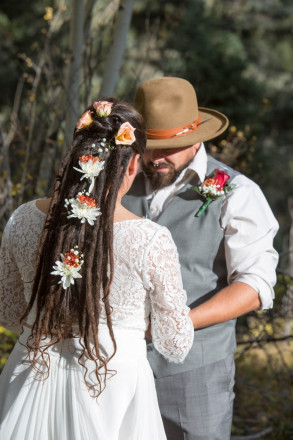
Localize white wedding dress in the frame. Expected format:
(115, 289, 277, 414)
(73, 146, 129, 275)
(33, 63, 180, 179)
(0, 200, 194, 440)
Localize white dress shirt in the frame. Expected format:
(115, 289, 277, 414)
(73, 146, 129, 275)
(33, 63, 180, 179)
(145, 144, 279, 309)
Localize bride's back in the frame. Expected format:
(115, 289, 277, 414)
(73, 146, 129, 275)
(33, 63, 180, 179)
(7, 201, 166, 332)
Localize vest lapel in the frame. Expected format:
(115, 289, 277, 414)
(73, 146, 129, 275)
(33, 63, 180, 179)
(155, 173, 201, 223)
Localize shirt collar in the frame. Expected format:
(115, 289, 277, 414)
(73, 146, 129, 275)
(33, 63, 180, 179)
(182, 142, 207, 183)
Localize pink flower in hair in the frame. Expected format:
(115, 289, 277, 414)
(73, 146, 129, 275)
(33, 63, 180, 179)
(115, 122, 136, 145)
(76, 110, 93, 130)
(93, 101, 113, 117)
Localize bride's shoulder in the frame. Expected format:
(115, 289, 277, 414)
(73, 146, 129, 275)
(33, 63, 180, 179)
(128, 219, 171, 242)
(8, 199, 47, 228)
(127, 218, 161, 231)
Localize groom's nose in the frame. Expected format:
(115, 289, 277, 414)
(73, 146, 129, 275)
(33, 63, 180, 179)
(144, 149, 166, 163)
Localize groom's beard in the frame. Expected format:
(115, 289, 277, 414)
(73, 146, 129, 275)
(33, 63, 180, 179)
(142, 162, 180, 190)
(142, 160, 192, 190)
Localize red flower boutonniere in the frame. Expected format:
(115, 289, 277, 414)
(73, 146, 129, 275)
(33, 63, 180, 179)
(193, 169, 236, 217)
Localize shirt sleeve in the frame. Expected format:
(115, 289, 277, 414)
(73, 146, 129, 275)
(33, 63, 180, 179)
(221, 174, 279, 309)
(0, 214, 27, 332)
(142, 227, 194, 363)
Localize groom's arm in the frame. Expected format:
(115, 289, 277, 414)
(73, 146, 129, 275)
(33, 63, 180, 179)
(189, 281, 260, 329)
(190, 175, 279, 329)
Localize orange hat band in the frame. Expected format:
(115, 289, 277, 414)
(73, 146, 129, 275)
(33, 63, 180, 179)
(146, 116, 202, 140)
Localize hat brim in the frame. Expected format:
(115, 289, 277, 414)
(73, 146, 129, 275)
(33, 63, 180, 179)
(146, 107, 228, 149)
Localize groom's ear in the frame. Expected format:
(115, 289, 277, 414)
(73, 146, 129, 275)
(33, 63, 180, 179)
(127, 154, 140, 177)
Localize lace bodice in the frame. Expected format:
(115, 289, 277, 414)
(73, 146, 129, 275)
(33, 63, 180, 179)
(0, 201, 194, 363)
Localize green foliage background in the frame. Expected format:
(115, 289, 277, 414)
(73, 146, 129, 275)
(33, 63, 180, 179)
(0, 0, 292, 438)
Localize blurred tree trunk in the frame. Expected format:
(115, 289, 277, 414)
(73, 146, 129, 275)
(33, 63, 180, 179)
(16, 1, 70, 204)
(36, 0, 97, 197)
(0, 77, 24, 229)
(84, 0, 96, 31)
(99, 0, 134, 97)
(64, 0, 85, 148)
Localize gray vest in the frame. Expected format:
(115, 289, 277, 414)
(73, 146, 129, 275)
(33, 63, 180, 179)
(122, 155, 239, 378)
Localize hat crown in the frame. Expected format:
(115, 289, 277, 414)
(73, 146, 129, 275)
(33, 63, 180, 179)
(134, 77, 229, 149)
(134, 77, 199, 130)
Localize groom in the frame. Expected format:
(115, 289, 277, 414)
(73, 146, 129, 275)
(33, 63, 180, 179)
(122, 77, 279, 439)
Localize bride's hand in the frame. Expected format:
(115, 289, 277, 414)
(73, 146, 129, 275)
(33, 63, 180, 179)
(145, 322, 152, 341)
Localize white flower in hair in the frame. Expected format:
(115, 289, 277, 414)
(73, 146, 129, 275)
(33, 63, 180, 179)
(51, 247, 84, 289)
(73, 154, 105, 192)
(65, 192, 101, 225)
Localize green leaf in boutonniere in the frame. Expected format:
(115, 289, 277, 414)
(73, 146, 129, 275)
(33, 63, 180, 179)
(193, 168, 236, 217)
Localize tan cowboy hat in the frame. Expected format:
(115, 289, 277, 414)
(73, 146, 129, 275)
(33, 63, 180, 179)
(134, 77, 229, 149)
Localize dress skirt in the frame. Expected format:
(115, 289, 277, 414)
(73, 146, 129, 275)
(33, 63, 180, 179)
(0, 326, 166, 440)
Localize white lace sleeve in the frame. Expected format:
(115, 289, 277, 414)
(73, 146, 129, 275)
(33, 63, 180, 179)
(143, 227, 194, 363)
(0, 215, 27, 333)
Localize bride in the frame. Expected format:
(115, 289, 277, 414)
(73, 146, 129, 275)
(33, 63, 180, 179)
(0, 98, 194, 439)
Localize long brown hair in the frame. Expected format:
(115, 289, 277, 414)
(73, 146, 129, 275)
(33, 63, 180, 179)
(21, 99, 146, 397)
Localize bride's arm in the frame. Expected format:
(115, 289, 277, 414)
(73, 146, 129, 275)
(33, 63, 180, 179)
(0, 215, 27, 333)
(143, 227, 194, 363)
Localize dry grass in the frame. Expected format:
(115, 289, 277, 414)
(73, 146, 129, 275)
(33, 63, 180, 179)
(232, 339, 293, 439)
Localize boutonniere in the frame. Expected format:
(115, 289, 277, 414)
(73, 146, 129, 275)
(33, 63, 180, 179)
(193, 168, 236, 217)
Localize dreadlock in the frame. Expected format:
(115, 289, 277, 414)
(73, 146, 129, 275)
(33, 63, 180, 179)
(21, 98, 146, 397)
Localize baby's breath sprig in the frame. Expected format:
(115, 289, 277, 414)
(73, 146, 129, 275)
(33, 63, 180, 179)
(91, 139, 116, 160)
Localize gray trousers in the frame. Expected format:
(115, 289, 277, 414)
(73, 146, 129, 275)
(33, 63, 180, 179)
(155, 354, 235, 440)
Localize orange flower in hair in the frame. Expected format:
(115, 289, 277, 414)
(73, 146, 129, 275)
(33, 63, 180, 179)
(76, 110, 93, 130)
(115, 122, 136, 145)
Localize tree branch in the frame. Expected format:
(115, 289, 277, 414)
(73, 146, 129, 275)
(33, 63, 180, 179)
(232, 427, 273, 439)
